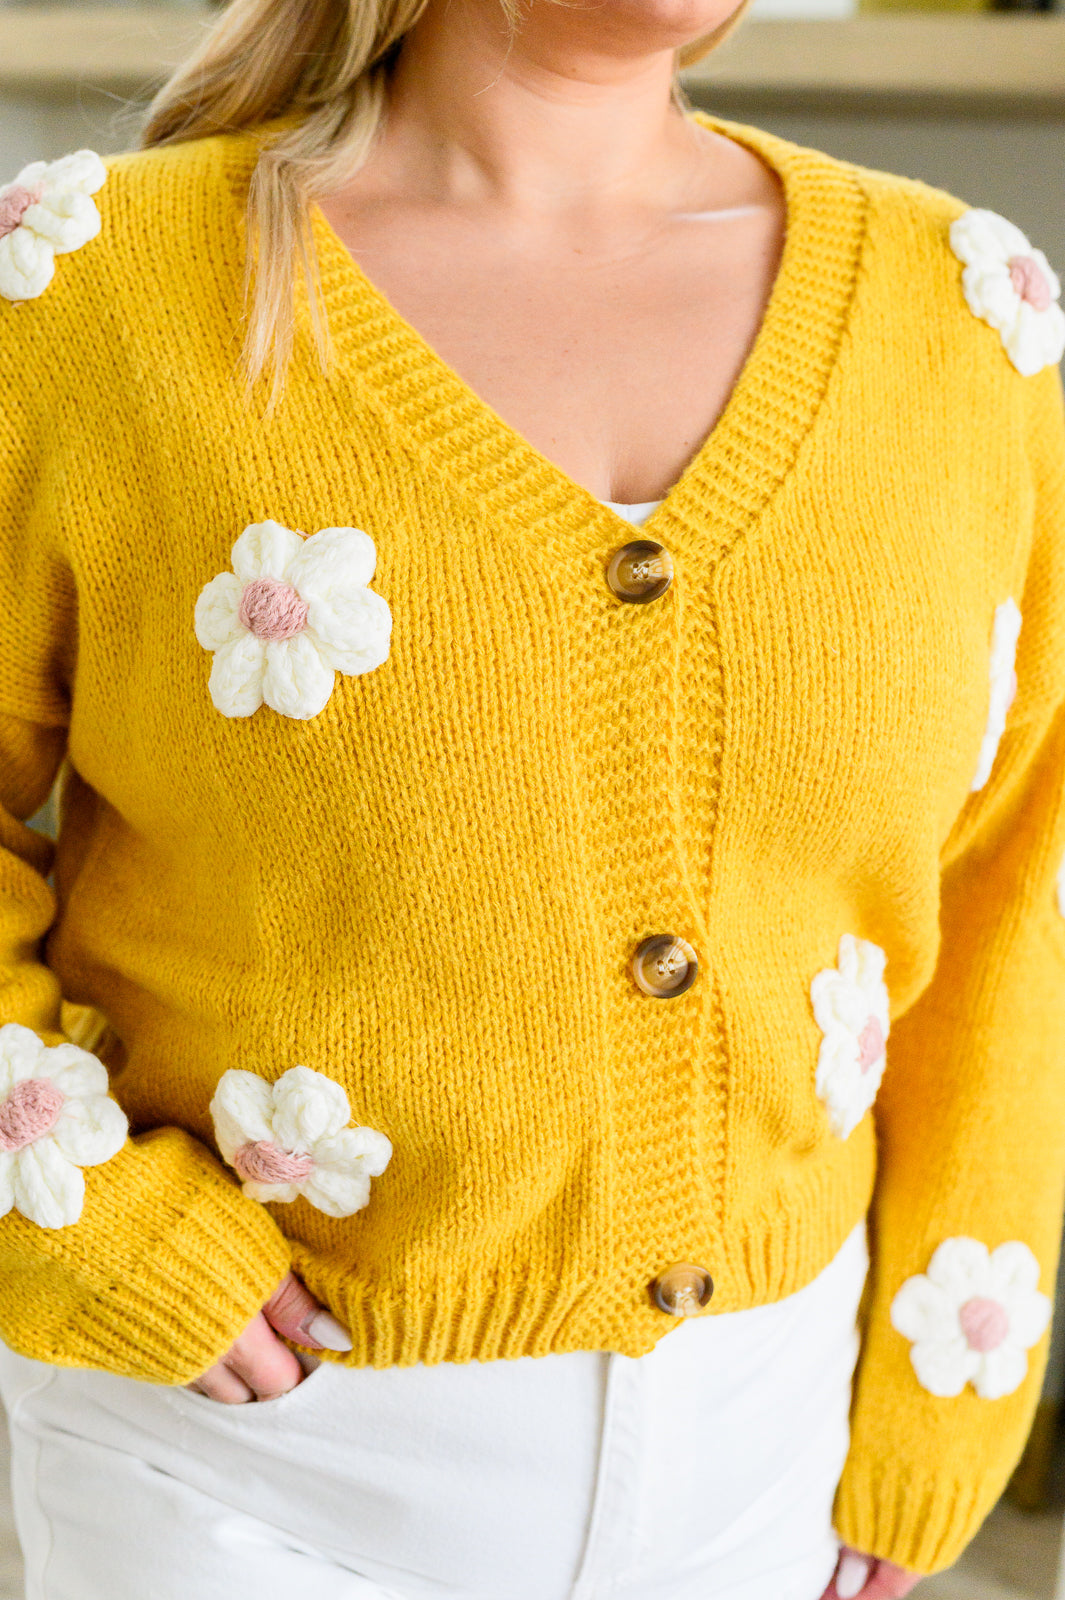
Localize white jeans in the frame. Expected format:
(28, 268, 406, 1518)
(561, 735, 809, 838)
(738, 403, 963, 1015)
(0, 1220, 868, 1600)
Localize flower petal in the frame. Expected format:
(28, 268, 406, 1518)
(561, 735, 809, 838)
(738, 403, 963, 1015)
(304, 590, 393, 677)
(950, 211, 1065, 376)
(1002, 1289, 1052, 1351)
(926, 1237, 993, 1300)
(1029, 247, 1061, 302)
(315, 1125, 393, 1180)
(961, 262, 1021, 334)
(1005, 301, 1065, 379)
(240, 1178, 303, 1204)
(272, 1066, 351, 1151)
(987, 1239, 1041, 1299)
(51, 1094, 127, 1167)
(23, 192, 100, 256)
(13, 1139, 85, 1228)
(286, 527, 378, 595)
(284, 527, 392, 675)
(39, 150, 107, 196)
(298, 1164, 372, 1218)
(950, 209, 1031, 268)
(910, 1335, 979, 1398)
(973, 1343, 1029, 1401)
(231, 521, 305, 584)
(0, 1151, 13, 1218)
(11, 160, 48, 191)
(209, 1069, 275, 1162)
(261, 634, 335, 720)
(0, 1023, 46, 1096)
(0, 227, 54, 301)
(35, 1041, 109, 1099)
(972, 598, 1022, 790)
(809, 970, 848, 1034)
(811, 974, 869, 1040)
(207, 633, 266, 718)
(194, 572, 245, 651)
(890, 1274, 956, 1343)
(815, 1047, 874, 1140)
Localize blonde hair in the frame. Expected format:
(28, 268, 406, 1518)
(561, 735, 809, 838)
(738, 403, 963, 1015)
(141, 0, 751, 407)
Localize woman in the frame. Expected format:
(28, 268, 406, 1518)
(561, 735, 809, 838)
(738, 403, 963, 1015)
(0, 0, 1062, 1593)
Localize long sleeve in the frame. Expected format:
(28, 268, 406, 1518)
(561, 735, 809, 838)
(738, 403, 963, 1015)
(833, 362, 1065, 1573)
(0, 706, 292, 1383)
(0, 331, 292, 1387)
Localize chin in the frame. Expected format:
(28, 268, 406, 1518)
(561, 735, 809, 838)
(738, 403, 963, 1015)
(559, 0, 743, 55)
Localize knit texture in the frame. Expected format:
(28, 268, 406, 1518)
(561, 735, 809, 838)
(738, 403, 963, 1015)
(1, 111, 1064, 1577)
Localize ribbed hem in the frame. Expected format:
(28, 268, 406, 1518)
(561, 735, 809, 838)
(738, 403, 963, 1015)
(833, 1461, 999, 1576)
(287, 1139, 877, 1368)
(0, 1130, 292, 1385)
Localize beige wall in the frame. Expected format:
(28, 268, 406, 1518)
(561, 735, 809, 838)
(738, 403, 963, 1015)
(707, 105, 1065, 269)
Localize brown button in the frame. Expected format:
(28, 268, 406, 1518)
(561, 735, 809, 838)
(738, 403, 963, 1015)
(605, 540, 674, 604)
(651, 1263, 715, 1316)
(631, 934, 698, 998)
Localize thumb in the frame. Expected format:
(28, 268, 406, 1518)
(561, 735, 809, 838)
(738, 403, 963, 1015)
(261, 1270, 353, 1352)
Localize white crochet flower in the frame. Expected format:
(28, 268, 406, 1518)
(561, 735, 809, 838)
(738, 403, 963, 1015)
(194, 520, 392, 720)
(810, 934, 890, 1140)
(0, 1023, 127, 1229)
(949, 209, 1065, 377)
(210, 1065, 392, 1218)
(0, 150, 107, 303)
(972, 598, 1021, 792)
(891, 1237, 1051, 1399)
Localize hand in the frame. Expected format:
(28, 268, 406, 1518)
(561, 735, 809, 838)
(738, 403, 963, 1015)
(818, 1545, 923, 1599)
(185, 1269, 353, 1403)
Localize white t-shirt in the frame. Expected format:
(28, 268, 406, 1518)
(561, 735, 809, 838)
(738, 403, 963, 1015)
(600, 498, 663, 526)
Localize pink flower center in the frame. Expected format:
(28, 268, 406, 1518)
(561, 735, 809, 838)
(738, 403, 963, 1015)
(238, 578, 309, 642)
(958, 1295, 1010, 1353)
(1008, 255, 1053, 314)
(856, 1015, 884, 1074)
(233, 1139, 315, 1185)
(0, 184, 43, 240)
(0, 1077, 65, 1151)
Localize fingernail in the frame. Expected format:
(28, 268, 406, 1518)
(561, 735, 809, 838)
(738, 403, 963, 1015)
(305, 1310, 353, 1352)
(836, 1552, 871, 1599)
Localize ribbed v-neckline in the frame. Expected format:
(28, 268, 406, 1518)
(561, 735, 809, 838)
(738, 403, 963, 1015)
(249, 111, 869, 566)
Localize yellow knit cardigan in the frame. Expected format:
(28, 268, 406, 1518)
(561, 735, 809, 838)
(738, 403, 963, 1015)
(0, 109, 1064, 1577)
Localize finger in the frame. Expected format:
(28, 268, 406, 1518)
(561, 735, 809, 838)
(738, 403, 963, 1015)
(261, 1269, 353, 1351)
(828, 1550, 870, 1599)
(186, 1364, 256, 1404)
(862, 1564, 922, 1599)
(224, 1309, 304, 1400)
(827, 1552, 922, 1600)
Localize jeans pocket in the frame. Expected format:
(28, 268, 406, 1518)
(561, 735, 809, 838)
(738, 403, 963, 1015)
(158, 1346, 331, 1425)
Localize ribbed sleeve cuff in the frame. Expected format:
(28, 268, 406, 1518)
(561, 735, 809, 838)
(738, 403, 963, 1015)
(833, 1457, 1004, 1575)
(0, 1128, 293, 1385)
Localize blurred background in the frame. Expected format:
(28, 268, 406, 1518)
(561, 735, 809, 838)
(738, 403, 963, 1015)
(1, 0, 1064, 1596)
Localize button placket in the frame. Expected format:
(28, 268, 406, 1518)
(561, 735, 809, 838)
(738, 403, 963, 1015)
(601, 521, 719, 1332)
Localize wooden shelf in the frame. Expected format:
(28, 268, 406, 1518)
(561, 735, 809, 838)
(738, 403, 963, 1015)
(1, 7, 1064, 112)
(684, 13, 1065, 114)
(0, 6, 211, 92)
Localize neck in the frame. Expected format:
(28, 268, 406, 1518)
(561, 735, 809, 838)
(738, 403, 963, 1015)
(380, 0, 706, 218)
